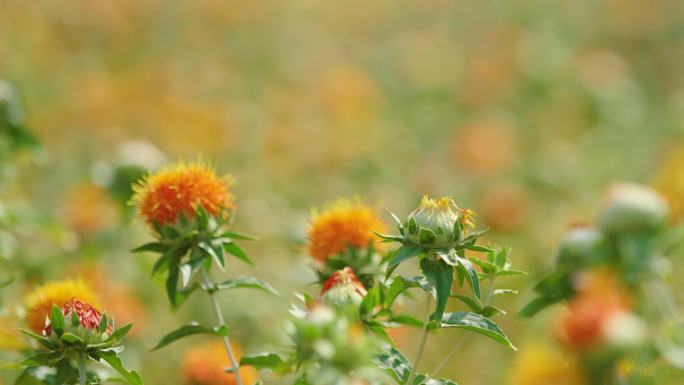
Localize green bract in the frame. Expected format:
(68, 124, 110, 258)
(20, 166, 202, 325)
(132, 207, 257, 308)
(19, 304, 141, 385)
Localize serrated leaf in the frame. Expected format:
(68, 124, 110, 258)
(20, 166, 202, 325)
(213, 277, 279, 296)
(439, 312, 515, 350)
(223, 242, 254, 265)
(389, 245, 423, 268)
(151, 323, 228, 351)
(375, 347, 414, 384)
(100, 350, 144, 385)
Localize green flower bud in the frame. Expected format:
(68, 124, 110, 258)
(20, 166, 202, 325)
(556, 226, 610, 269)
(404, 195, 473, 249)
(598, 183, 669, 236)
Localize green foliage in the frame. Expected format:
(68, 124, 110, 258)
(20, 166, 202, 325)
(150, 323, 228, 351)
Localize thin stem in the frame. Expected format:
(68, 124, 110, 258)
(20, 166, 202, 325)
(76, 352, 87, 385)
(202, 269, 243, 385)
(430, 277, 497, 377)
(407, 292, 433, 385)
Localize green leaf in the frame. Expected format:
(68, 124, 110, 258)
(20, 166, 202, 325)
(132, 242, 167, 253)
(519, 296, 559, 318)
(151, 323, 228, 351)
(239, 353, 286, 370)
(387, 314, 423, 328)
(407, 218, 418, 235)
(199, 241, 225, 269)
(497, 269, 527, 277)
(479, 306, 506, 317)
(385, 276, 420, 307)
(465, 244, 491, 253)
(19, 329, 58, 349)
(375, 347, 414, 384)
(455, 256, 481, 300)
(99, 313, 109, 333)
(106, 323, 134, 344)
(452, 295, 482, 313)
(50, 304, 65, 336)
(20, 351, 65, 367)
(439, 312, 515, 350)
(151, 253, 171, 276)
(220, 231, 257, 241)
(166, 257, 180, 308)
(389, 245, 423, 268)
(420, 258, 454, 322)
(100, 350, 144, 385)
(212, 277, 279, 296)
(60, 332, 85, 345)
(493, 289, 518, 296)
(223, 242, 254, 266)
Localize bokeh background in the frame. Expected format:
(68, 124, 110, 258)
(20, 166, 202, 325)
(2, 0, 684, 384)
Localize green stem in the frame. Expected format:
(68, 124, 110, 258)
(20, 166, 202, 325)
(76, 352, 87, 385)
(203, 269, 243, 385)
(407, 292, 432, 385)
(430, 277, 497, 377)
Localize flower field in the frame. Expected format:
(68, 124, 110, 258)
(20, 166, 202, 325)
(2, 1, 684, 384)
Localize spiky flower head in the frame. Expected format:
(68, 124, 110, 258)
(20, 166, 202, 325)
(404, 195, 475, 249)
(320, 267, 367, 306)
(182, 341, 258, 385)
(307, 199, 386, 263)
(24, 279, 100, 333)
(131, 161, 234, 227)
(43, 298, 111, 338)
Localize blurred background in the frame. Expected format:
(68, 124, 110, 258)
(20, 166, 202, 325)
(2, 0, 684, 384)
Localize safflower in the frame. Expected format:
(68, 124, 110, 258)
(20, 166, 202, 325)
(320, 267, 367, 306)
(24, 279, 100, 333)
(183, 341, 258, 385)
(307, 199, 385, 263)
(43, 298, 111, 337)
(132, 161, 234, 227)
(404, 195, 475, 249)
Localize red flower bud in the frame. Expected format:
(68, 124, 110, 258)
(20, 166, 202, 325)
(43, 298, 111, 336)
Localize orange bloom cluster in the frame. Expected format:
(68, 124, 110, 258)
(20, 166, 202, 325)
(183, 341, 258, 385)
(132, 162, 234, 226)
(557, 270, 632, 350)
(307, 199, 385, 263)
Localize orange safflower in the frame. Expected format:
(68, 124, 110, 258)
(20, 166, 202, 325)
(307, 199, 386, 263)
(183, 341, 258, 385)
(557, 269, 631, 350)
(132, 162, 234, 226)
(24, 279, 100, 333)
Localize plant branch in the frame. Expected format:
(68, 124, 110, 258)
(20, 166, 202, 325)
(76, 351, 87, 385)
(202, 268, 243, 385)
(407, 292, 433, 385)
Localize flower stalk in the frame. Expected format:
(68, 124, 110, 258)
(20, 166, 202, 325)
(407, 292, 432, 385)
(202, 269, 243, 385)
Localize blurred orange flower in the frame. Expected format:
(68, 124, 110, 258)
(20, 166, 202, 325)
(557, 269, 632, 351)
(183, 341, 258, 385)
(307, 199, 386, 263)
(132, 161, 234, 226)
(450, 115, 519, 175)
(0, 315, 25, 351)
(508, 343, 585, 385)
(24, 279, 100, 333)
(59, 183, 117, 236)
